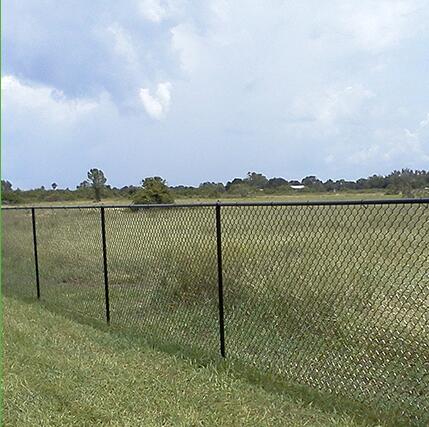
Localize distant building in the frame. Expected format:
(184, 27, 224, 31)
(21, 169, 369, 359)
(290, 185, 305, 190)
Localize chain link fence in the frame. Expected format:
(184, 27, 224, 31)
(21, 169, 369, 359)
(2, 200, 428, 424)
(2, 208, 35, 300)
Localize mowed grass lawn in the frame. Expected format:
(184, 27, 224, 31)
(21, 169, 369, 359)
(3, 297, 387, 427)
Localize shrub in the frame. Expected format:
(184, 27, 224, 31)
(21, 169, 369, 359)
(132, 177, 174, 204)
(1, 191, 23, 204)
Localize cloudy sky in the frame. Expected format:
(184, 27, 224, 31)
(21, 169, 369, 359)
(2, 0, 429, 189)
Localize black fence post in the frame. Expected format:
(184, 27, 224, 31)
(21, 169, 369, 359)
(215, 203, 226, 358)
(31, 208, 41, 300)
(100, 207, 111, 324)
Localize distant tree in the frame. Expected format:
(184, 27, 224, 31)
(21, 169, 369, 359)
(385, 170, 415, 197)
(331, 179, 356, 191)
(225, 178, 245, 192)
(301, 176, 321, 186)
(77, 181, 91, 189)
(1, 180, 23, 203)
(87, 168, 107, 201)
(132, 177, 174, 204)
(366, 175, 387, 189)
(226, 182, 252, 197)
(120, 185, 138, 196)
(1, 180, 13, 193)
(323, 179, 336, 192)
(170, 185, 199, 198)
(265, 177, 288, 189)
(51, 182, 58, 190)
(301, 176, 324, 191)
(226, 176, 256, 196)
(198, 182, 225, 197)
(246, 172, 268, 188)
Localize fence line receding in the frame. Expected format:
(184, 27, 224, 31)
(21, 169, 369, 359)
(2, 199, 428, 424)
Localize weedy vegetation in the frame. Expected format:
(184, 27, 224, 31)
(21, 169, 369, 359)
(2, 200, 428, 425)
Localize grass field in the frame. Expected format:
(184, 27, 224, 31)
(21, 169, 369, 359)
(3, 296, 391, 427)
(10, 190, 401, 207)
(174, 190, 401, 204)
(2, 197, 428, 424)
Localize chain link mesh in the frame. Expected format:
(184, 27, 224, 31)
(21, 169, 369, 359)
(35, 208, 105, 321)
(105, 206, 219, 354)
(2, 209, 36, 300)
(2, 201, 428, 423)
(222, 203, 428, 422)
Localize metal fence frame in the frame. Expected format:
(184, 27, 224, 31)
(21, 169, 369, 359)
(2, 198, 429, 423)
(3, 197, 429, 360)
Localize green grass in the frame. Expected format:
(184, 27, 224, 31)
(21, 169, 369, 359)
(3, 296, 385, 427)
(11, 197, 127, 208)
(2, 200, 428, 424)
(11, 190, 400, 207)
(175, 190, 399, 204)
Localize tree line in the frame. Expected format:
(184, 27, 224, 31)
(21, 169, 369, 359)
(2, 168, 429, 204)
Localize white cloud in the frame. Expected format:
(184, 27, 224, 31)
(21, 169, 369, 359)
(318, 86, 375, 124)
(106, 23, 139, 68)
(419, 113, 429, 128)
(137, 0, 187, 23)
(4, 0, 429, 187)
(339, 0, 421, 52)
(2, 75, 99, 124)
(348, 117, 429, 165)
(210, 0, 231, 23)
(292, 85, 375, 127)
(138, 0, 168, 23)
(139, 82, 172, 119)
(1, 74, 120, 189)
(170, 24, 204, 73)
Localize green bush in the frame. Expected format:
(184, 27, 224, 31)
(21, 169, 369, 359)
(1, 191, 23, 204)
(132, 177, 174, 204)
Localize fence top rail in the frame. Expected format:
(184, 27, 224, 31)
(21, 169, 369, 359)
(2, 197, 429, 211)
